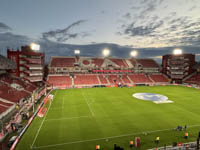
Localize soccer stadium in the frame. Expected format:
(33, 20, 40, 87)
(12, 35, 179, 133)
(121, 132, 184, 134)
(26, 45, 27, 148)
(0, 45, 200, 150)
(1, 1, 200, 150)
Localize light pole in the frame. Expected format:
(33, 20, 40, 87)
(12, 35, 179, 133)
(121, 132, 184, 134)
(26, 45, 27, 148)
(130, 50, 138, 58)
(30, 43, 40, 51)
(74, 49, 80, 56)
(102, 48, 110, 57)
(173, 48, 183, 55)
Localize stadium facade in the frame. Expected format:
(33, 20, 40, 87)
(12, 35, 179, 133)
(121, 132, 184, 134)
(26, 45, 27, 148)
(162, 54, 195, 83)
(7, 46, 45, 82)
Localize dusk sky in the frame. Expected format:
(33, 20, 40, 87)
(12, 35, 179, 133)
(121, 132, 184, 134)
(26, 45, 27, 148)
(0, 0, 200, 62)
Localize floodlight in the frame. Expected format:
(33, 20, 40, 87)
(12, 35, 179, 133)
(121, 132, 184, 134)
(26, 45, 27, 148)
(173, 48, 183, 55)
(74, 49, 80, 55)
(30, 43, 40, 51)
(102, 48, 110, 57)
(130, 50, 138, 57)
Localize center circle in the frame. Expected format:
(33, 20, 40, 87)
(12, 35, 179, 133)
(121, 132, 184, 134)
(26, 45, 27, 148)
(133, 93, 168, 102)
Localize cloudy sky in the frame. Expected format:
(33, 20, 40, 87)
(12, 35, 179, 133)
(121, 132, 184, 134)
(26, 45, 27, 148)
(0, 0, 200, 62)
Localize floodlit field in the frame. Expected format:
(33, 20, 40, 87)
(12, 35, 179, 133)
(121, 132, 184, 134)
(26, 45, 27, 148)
(16, 86, 200, 150)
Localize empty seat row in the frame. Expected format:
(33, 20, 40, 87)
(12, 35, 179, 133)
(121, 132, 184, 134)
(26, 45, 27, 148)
(74, 75, 99, 85)
(150, 74, 169, 82)
(48, 76, 72, 87)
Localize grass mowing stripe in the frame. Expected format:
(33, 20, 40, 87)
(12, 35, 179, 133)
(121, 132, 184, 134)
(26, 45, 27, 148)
(32, 124, 200, 149)
(30, 90, 57, 149)
(44, 115, 90, 121)
(81, 89, 95, 116)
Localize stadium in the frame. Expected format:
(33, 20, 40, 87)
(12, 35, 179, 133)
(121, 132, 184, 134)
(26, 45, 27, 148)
(0, 45, 200, 150)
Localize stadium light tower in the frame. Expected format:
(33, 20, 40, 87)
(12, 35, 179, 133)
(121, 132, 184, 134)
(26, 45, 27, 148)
(74, 49, 80, 55)
(30, 43, 40, 51)
(173, 48, 183, 55)
(102, 48, 110, 57)
(130, 50, 138, 57)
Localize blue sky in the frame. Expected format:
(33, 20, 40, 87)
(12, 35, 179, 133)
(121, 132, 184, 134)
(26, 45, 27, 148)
(0, 0, 200, 62)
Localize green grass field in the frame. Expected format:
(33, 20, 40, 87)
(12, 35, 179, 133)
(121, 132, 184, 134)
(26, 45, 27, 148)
(16, 86, 200, 150)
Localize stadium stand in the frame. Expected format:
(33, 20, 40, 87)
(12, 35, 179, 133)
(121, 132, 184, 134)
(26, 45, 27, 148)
(121, 74, 132, 84)
(47, 56, 168, 87)
(91, 58, 104, 68)
(0, 47, 48, 148)
(82, 59, 90, 65)
(128, 59, 137, 68)
(128, 74, 152, 84)
(74, 74, 99, 86)
(136, 59, 159, 68)
(110, 58, 128, 68)
(149, 74, 169, 83)
(0, 74, 36, 92)
(47, 75, 72, 87)
(184, 73, 200, 85)
(107, 75, 123, 85)
(0, 101, 14, 114)
(50, 57, 76, 67)
(0, 82, 30, 103)
(98, 75, 109, 85)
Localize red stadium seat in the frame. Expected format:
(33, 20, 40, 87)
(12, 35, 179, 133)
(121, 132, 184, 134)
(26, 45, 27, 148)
(98, 75, 108, 84)
(128, 74, 152, 84)
(149, 74, 169, 83)
(48, 76, 72, 87)
(74, 74, 99, 85)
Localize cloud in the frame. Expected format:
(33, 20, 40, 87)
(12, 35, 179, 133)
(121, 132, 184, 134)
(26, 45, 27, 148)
(140, 0, 149, 4)
(100, 10, 105, 14)
(123, 20, 163, 36)
(0, 32, 33, 56)
(122, 13, 131, 19)
(168, 16, 189, 25)
(42, 20, 89, 42)
(141, 2, 156, 14)
(0, 22, 12, 32)
(0, 31, 200, 64)
(121, 0, 163, 28)
(131, 6, 141, 10)
(139, 0, 164, 16)
(188, 6, 197, 11)
(118, 0, 200, 48)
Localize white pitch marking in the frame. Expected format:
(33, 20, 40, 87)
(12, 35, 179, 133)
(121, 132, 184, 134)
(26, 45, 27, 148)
(61, 97, 65, 111)
(81, 90, 95, 116)
(30, 90, 57, 149)
(62, 97, 65, 107)
(45, 116, 90, 121)
(31, 124, 200, 149)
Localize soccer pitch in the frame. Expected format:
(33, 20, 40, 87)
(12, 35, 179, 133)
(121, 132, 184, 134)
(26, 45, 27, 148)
(16, 86, 200, 150)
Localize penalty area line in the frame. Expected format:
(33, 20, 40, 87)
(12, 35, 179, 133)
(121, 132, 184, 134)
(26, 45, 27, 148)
(31, 124, 200, 149)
